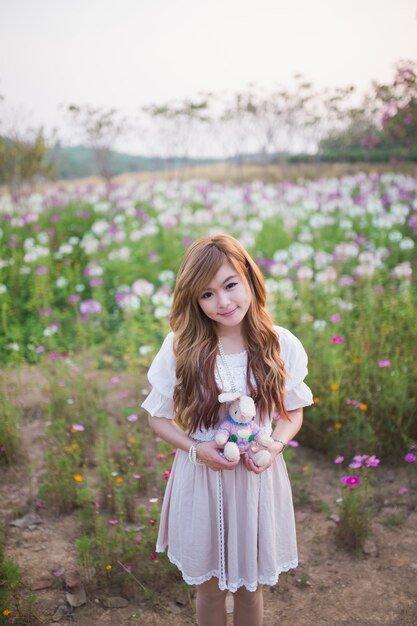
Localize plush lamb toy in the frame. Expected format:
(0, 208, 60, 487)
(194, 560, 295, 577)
(215, 392, 274, 467)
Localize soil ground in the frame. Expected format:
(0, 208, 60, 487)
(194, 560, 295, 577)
(1, 370, 417, 626)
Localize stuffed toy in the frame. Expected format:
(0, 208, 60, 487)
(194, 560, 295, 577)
(215, 392, 274, 467)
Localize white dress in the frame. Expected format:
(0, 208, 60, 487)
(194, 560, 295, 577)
(141, 326, 313, 592)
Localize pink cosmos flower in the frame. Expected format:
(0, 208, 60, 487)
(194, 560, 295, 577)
(398, 487, 409, 495)
(80, 299, 102, 315)
(404, 453, 417, 463)
(378, 360, 391, 368)
(331, 335, 346, 344)
(108, 519, 119, 525)
(71, 424, 85, 432)
(35, 266, 49, 276)
(365, 455, 380, 467)
(127, 414, 138, 422)
(334, 456, 344, 464)
(150, 552, 158, 561)
(35, 346, 45, 353)
(133, 474, 142, 479)
(288, 440, 300, 447)
(349, 461, 362, 469)
(340, 475, 360, 486)
(329, 314, 341, 323)
(68, 294, 80, 304)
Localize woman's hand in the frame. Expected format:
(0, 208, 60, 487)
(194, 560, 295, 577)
(196, 440, 240, 472)
(241, 441, 284, 474)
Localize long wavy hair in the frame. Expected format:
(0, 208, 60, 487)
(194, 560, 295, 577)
(170, 234, 289, 433)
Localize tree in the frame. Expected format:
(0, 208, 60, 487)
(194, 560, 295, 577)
(374, 60, 417, 153)
(0, 96, 54, 193)
(67, 104, 128, 182)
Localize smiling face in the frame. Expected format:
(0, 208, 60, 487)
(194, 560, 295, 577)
(198, 261, 252, 333)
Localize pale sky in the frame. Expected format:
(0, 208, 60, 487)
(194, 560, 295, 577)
(1, 0, 416, 154)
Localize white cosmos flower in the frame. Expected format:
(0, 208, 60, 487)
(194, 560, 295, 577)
(37, 232, 49, 244)
(108, 247, 131, 262)
(56, 276, 68, 288)
(59, 244, 74, 255)
(388, 231, 402, 243)
(391, 262, 412, 279)
(91, 219, 109, 236)
(132, 279, 154, 297)
(118, 293, 141, 311)
(399, 238, 414, 250)
(270, 262, 288, 278)
(139, 345, 153, 356)
(80, 235, 99, 254)
(297, 266, 314, 281)
(315, 268, 337, 284)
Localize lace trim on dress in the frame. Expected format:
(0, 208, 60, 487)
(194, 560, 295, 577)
(155, 545, 298, 592)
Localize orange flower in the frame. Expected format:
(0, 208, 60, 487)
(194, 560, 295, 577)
(115, 477, 124, 483)
(313, 396, 320, 404)
(105, 564, 112, 571)
(302, 465, 311, 472)
(128, 437, 136, 444)
(359, 403, 367, 411)
(73, 474, 83, 482)
(334, 422, 342, 430)
(330, 384, 339, 391)
(3, 609, 11, 616)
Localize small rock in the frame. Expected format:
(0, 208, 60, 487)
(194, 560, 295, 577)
(385, 470, 395, 483)
(64, 569, 82, 592)
(165, 601, 182, 614)
(66, 588, 87, 608)
(52, 604, 70, 622)
(362, 539, 379, 557)
(101, 596, 129, 608)
(10, 513, 43, 528)
(31, 577, 53, 590)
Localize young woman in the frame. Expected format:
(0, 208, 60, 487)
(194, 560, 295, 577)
(141, 234, 313, 626)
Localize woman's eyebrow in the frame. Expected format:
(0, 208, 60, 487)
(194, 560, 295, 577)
(201, 275, 238, 292)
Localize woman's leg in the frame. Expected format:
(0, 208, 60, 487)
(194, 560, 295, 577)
(233, 585, 264, 626)
(196, 577, 228, 626)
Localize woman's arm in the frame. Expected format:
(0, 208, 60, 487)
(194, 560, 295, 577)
(148, 415, 240, 472)
(243, 407, 304, 474)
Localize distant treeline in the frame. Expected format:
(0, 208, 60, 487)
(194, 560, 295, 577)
(48, 145, 223, 180)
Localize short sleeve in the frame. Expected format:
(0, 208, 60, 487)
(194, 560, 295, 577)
(275, 325, 314, 411)
(140, 332, 176, 419)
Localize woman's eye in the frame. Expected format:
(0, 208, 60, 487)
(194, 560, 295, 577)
(226, 282, 238, 290)
(201, 292, 212, 299)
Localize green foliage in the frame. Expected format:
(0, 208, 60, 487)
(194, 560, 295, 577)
(335, 488, 372, 553)
(0, 376, 21, 466)
(0, 130, 54, 191)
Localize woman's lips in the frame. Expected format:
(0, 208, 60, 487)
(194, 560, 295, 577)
(220, 307, 237, 317)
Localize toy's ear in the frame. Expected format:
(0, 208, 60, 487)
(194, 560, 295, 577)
(218, 392, 241, 403)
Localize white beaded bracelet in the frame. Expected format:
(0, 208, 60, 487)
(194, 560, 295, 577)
(188, 442, 204, 466)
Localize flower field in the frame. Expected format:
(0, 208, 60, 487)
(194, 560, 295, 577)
(1, 171, 417, 624)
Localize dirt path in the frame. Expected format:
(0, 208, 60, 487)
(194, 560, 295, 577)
(1, 396, 417, 625)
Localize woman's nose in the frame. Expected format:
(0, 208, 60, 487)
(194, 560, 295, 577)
(218, 290, 231, 307)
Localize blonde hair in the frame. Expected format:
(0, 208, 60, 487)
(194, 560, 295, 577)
(170, 234, 289, 433)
